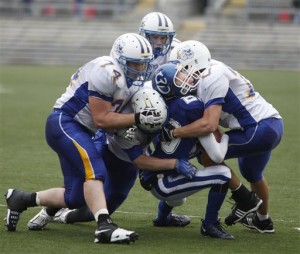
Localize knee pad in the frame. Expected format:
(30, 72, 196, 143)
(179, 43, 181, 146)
(166, 198, 186, 207)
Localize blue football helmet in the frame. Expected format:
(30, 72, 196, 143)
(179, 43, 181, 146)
(152, 62, 199, 101)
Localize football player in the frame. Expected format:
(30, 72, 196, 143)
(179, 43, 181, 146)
(139, 12, 181, 78)
(165, 41, 284, 233)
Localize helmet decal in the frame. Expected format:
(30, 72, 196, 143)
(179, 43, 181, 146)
(113, 38, 125, 56)
(177, 46, 194, 61)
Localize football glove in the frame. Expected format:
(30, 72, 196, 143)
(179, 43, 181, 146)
(135, 107, 163, 125)
(162, 121, 176, 143)
(174, 159, 198, 179)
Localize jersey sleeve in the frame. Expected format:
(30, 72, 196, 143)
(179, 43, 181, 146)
(199, 64, 229, 109)
(198, 133, 229, 163)
(88, 60, 116, 102)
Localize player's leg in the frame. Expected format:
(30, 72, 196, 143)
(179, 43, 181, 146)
(239, 153, 275, 233)
(224, 119, 283, 227)
(5, 187, 66, 232)
(200, 182, 234, 240)
(224, 168, 262, 226)
(151, 165, 234, 239)
(47, 112, 138, 243)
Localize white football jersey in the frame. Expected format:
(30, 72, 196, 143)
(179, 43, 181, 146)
(197, 60, 281, 129)
(54, 56, 141, 133)
(107, 103, 149, 162)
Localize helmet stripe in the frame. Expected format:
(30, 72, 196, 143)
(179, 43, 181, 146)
(157, 12, 169, 28)
(134, 34, 151, 54)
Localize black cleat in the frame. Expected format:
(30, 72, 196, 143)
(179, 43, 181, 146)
(242, 213, 274, 233)
(95, 219, 138, 244)
(4, 189, 29, 231)
(4, 210, 20, 232)
(225, 191, 262, 226)
(201, 219, 235, 240)
(153, 214, 191, 227)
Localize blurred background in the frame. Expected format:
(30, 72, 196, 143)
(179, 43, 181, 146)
(0, 0, 299, 71)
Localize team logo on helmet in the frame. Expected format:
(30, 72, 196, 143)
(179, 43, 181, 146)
(114, 39, 125, 56)
(177, 46, 194, 61)
(153, 70, 171, 96)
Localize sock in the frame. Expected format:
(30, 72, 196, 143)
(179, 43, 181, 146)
(231, 184, 251, 203)
(45, 207, 61, 216)
(257, 211, 269, 221)
(29, 192, 38, 207)
(67, 206, 94, 223)
(94, 208, 109, 224)
(157, 200, 173, 223)
(204, 189, 227, 226)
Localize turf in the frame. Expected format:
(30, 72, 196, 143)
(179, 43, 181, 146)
(0, 65, 299, 254)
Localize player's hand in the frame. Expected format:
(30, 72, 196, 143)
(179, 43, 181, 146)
(125, 126, 137, 141)
(135, 107, 163, 125)
(161, 122, 176, 142)
(174, 159, 198, 179)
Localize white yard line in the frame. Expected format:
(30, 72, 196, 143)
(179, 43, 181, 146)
(0, 84, 13, 94)
(0, 203, 299, 224)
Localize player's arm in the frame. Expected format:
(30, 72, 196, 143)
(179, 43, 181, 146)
(90, 96, 162, 130)
(132, 155, 176, 171)
(133, 155, 197, 180)
(198, 129, 229, 164)
(172, 104, 222, 138)
(89, 96, 135, 130)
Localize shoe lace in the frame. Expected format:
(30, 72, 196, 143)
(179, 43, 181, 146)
(215, 221, 230, 234)
(226, 197, 237, 210)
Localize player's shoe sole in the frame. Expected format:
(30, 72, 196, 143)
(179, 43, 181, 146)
(4, 189, 29, 231)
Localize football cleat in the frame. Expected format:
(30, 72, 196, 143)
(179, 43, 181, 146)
(4, 189, 29, 231)
(4, 209, 20, 232)
(242, 213, 274, 233)
(95, 220, 138, 244)
(53, 208, 73, 224)
(153, 214, 191, 227)
(27, 208, 53, 230)
(201, 219, 235, 240)
(225, 191, 262, 226)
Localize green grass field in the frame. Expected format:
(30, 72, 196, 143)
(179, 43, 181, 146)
(0, 65, 299, 254)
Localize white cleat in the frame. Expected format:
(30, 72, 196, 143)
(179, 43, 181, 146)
(53, 208, 73, 224)
(27, 208, 53, 230)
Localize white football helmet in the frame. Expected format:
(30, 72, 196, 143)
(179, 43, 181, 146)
(131, 87, 168, 134)
(139, 12, 176, 57)
(169, 40, 211, 72)
(110, 33, 154, 87)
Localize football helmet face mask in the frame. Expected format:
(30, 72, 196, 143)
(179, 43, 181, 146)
(152, 62, 199, 101)
(131, 87, 168, 134)
(111, 33, 154, 87)
(169, 40, 211, 73)
(139, 12, 176, 57)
